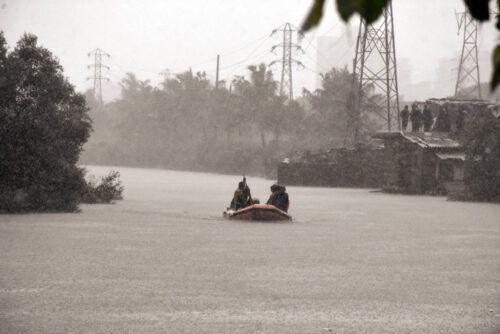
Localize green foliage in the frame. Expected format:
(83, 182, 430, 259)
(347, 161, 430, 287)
(462, 111, 500, 202)
(301, 0, 500, 91)
(463, 0, 491, 21)
(304, 67, 353, 145)
(301, 0, 327, 32)
(81, 171, 123, 204)
(302, 0, 388, 31)
(0, 32, 92, 212)
(304, 67, 379, 146)
(492, 44, 500, 91)
(336, 0, 388, 24)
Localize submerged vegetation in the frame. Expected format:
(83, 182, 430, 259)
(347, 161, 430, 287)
(0, 32, 122, 213)
(81, 170, 124, 204)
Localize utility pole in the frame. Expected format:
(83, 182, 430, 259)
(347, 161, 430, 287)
(350, 1, 400, 144)
(215, 54, 220, 89)
(87, 48, 110, 107)
(454, 11, 481, 99)
(270, 23, 304, 101)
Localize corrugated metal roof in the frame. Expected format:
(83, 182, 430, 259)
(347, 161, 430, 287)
(372, 131, 462, 149)
(402, 132, 461, 149)
(435, 152, 466, 161)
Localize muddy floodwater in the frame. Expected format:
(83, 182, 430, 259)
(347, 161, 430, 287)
(1, 166, 499, 333)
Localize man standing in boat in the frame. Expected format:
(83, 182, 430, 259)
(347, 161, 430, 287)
(229, 177, 253, 210)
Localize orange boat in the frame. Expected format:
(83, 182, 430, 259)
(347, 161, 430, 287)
(223, 204, 292, 221)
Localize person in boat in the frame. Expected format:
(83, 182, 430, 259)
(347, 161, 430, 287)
(230, 178, 253, 210)
(267, 184, 289, 212)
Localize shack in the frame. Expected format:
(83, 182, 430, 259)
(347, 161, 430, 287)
(373, 98, 499, 196)
(372, 132, 464, 194)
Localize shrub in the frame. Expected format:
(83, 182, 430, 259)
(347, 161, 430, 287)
(81, 171, 124, 204)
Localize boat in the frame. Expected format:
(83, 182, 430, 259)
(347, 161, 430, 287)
(223, 204, 292, 221)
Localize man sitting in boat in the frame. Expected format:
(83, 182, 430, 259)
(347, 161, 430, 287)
(230, 180, 252, 210)
(266, 184, 289, 212)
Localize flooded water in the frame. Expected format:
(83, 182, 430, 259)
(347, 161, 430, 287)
(1, 166, 499, 333)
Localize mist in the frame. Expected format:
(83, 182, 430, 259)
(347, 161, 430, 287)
(1, 1, 499, 333)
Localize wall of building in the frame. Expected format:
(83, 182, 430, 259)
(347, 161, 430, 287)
(380, 137, 463, 195)
(277, 148, 385, 188)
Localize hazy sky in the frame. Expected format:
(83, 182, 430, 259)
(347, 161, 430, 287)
(0, 0, 497, 99)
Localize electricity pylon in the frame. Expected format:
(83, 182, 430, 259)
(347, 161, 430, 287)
(350, 1, 400, 143)
(270, 23, 304, 100)
(454, 11, 481, 99)
(87, 48, 110, 106)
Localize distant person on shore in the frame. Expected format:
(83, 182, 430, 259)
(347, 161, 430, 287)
(410, 104, 422, 132)
(230, 177, 252, 210)
(267, 184, 289, 212)
(456, 109, 466, 132)
(422, 104, 433, 132)
(435, 106, 451, 132)
(400, 105, 409, 131)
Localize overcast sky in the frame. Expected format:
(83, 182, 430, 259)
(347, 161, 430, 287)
(0, 0, 497, 99)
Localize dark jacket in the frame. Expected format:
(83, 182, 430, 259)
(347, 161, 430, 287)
(422, 107, 433, 131)
(435, 109, 450, 132)
(266, 187, 289, 212)
(410, 107, 422, 123)
(400, 108, 409, 121)
(230, 187, 251, 210)
(422, 107, 432, 123)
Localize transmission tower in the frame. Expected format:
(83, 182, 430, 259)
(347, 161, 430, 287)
(269, 23, 304, 100)
(454, 11, 481, 99)
(350, 1, 400, 143)
(87, 48, 110, 106)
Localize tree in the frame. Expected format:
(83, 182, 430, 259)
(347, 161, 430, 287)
(0, 32, 92, 212)
(303, 67, 378, 147)
(232, 64, 279, 149)
(302, 0, 500, 91)
(304, 67, 354, 146)
(82, 63, 307, 177)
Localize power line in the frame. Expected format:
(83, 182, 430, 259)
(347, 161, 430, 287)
(102, 33, 272, 79)
(301, 28, 318, 53)
(219, 34, 270, 57)
(221, 37, 273, 83)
